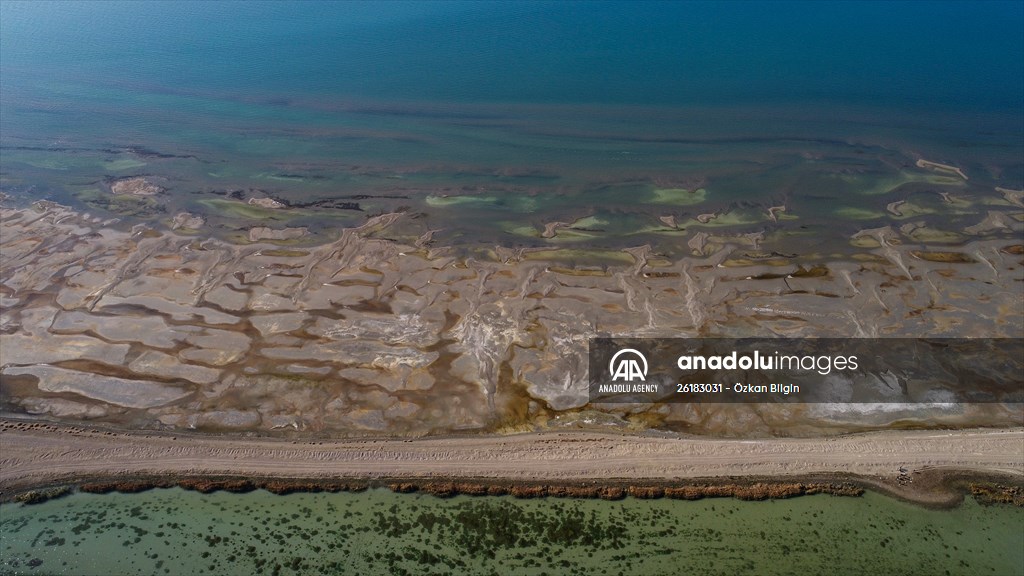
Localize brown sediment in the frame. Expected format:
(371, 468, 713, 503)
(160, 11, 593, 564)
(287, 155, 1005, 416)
(11, 472, 1024, 511)
(391, 480, 860, 501)
(970, 483, 1024, 506)
(80, 480, 167, 494)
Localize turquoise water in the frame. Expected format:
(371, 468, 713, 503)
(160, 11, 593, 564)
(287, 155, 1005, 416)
(1, 488, 1021, 576)
(1, 2, 1021, 253)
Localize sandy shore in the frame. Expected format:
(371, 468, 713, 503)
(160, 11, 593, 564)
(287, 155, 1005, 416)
(1, 419, 1021, 504)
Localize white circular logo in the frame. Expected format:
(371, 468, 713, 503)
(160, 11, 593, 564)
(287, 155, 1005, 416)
(609, 348, 648, 382)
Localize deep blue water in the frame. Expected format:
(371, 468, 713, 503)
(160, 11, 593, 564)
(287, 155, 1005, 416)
(3, 1, 1022, 109)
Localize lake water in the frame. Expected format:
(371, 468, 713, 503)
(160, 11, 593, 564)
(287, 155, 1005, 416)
(1, 4, 1021, 574)
(1, 488, 1022, 576)
(1, 1, 1021, 255)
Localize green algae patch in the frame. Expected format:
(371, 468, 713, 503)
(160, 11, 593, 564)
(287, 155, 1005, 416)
(75, 188, 164, 218)
(569, 215, 609, 229)
(836, 171, 964, 196)
(520, 248, 635, 266)
(255, 172, 305, 182)
(510, 195, 540, 213)
(502, 223, 541, 237)
(426, 194, 538, 212)
(910, 251, 976, 263)
(426, 195, 497, 207)
(835, 207, 886, 220)
(722, 258, 791, 268)
(888, 201, 937, 219)
(679, 210, 767, 228)
(546, 229, 601, 242)
(546, 266, 612, 277)
(259, 249, 311, 257)
(650, 187, 707, 205)
(198, 198, 293, 221)
(627, 224, 690, 236)
(102, 158, 148, 171)
(646, 257, 674, 268)
(904, 227, 964, 244)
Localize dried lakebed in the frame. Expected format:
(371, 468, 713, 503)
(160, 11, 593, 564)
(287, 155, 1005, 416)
(0, 198, 1022, 437)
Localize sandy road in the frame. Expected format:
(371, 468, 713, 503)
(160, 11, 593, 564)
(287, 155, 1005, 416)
(1, 420, 1021, 493)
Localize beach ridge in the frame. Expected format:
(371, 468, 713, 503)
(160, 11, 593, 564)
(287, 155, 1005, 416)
(2, 419, 1020, 506)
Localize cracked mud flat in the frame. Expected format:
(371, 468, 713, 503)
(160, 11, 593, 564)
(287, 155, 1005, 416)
(0, 193, 1022, 438)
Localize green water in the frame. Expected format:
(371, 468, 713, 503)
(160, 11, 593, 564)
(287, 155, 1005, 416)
(0, 488, 1020, 576)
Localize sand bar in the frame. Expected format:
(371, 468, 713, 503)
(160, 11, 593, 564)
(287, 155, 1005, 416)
(1, 420, 1021, 501)
(916, 159, 969, 180)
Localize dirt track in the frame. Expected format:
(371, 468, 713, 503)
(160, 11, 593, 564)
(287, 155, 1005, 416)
(2, 419, 1021, 499)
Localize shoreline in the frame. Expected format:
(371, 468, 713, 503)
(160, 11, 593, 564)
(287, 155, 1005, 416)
(8, 470, 1024, 511)
(2, 419, 1021, 508)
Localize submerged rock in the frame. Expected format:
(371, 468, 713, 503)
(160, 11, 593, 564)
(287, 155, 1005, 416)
(171, 212, 205, 230)
(110, 177, 164, 196)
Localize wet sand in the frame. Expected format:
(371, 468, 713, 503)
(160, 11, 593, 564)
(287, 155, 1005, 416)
(1, 419, 1021, 505)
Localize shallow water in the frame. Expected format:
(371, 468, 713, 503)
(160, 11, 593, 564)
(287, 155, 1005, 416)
(1, 488, 1021, 575)
(1, 2, 1021, 257)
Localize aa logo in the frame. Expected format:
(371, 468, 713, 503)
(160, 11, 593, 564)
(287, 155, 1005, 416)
(609, 348, 648, 382)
